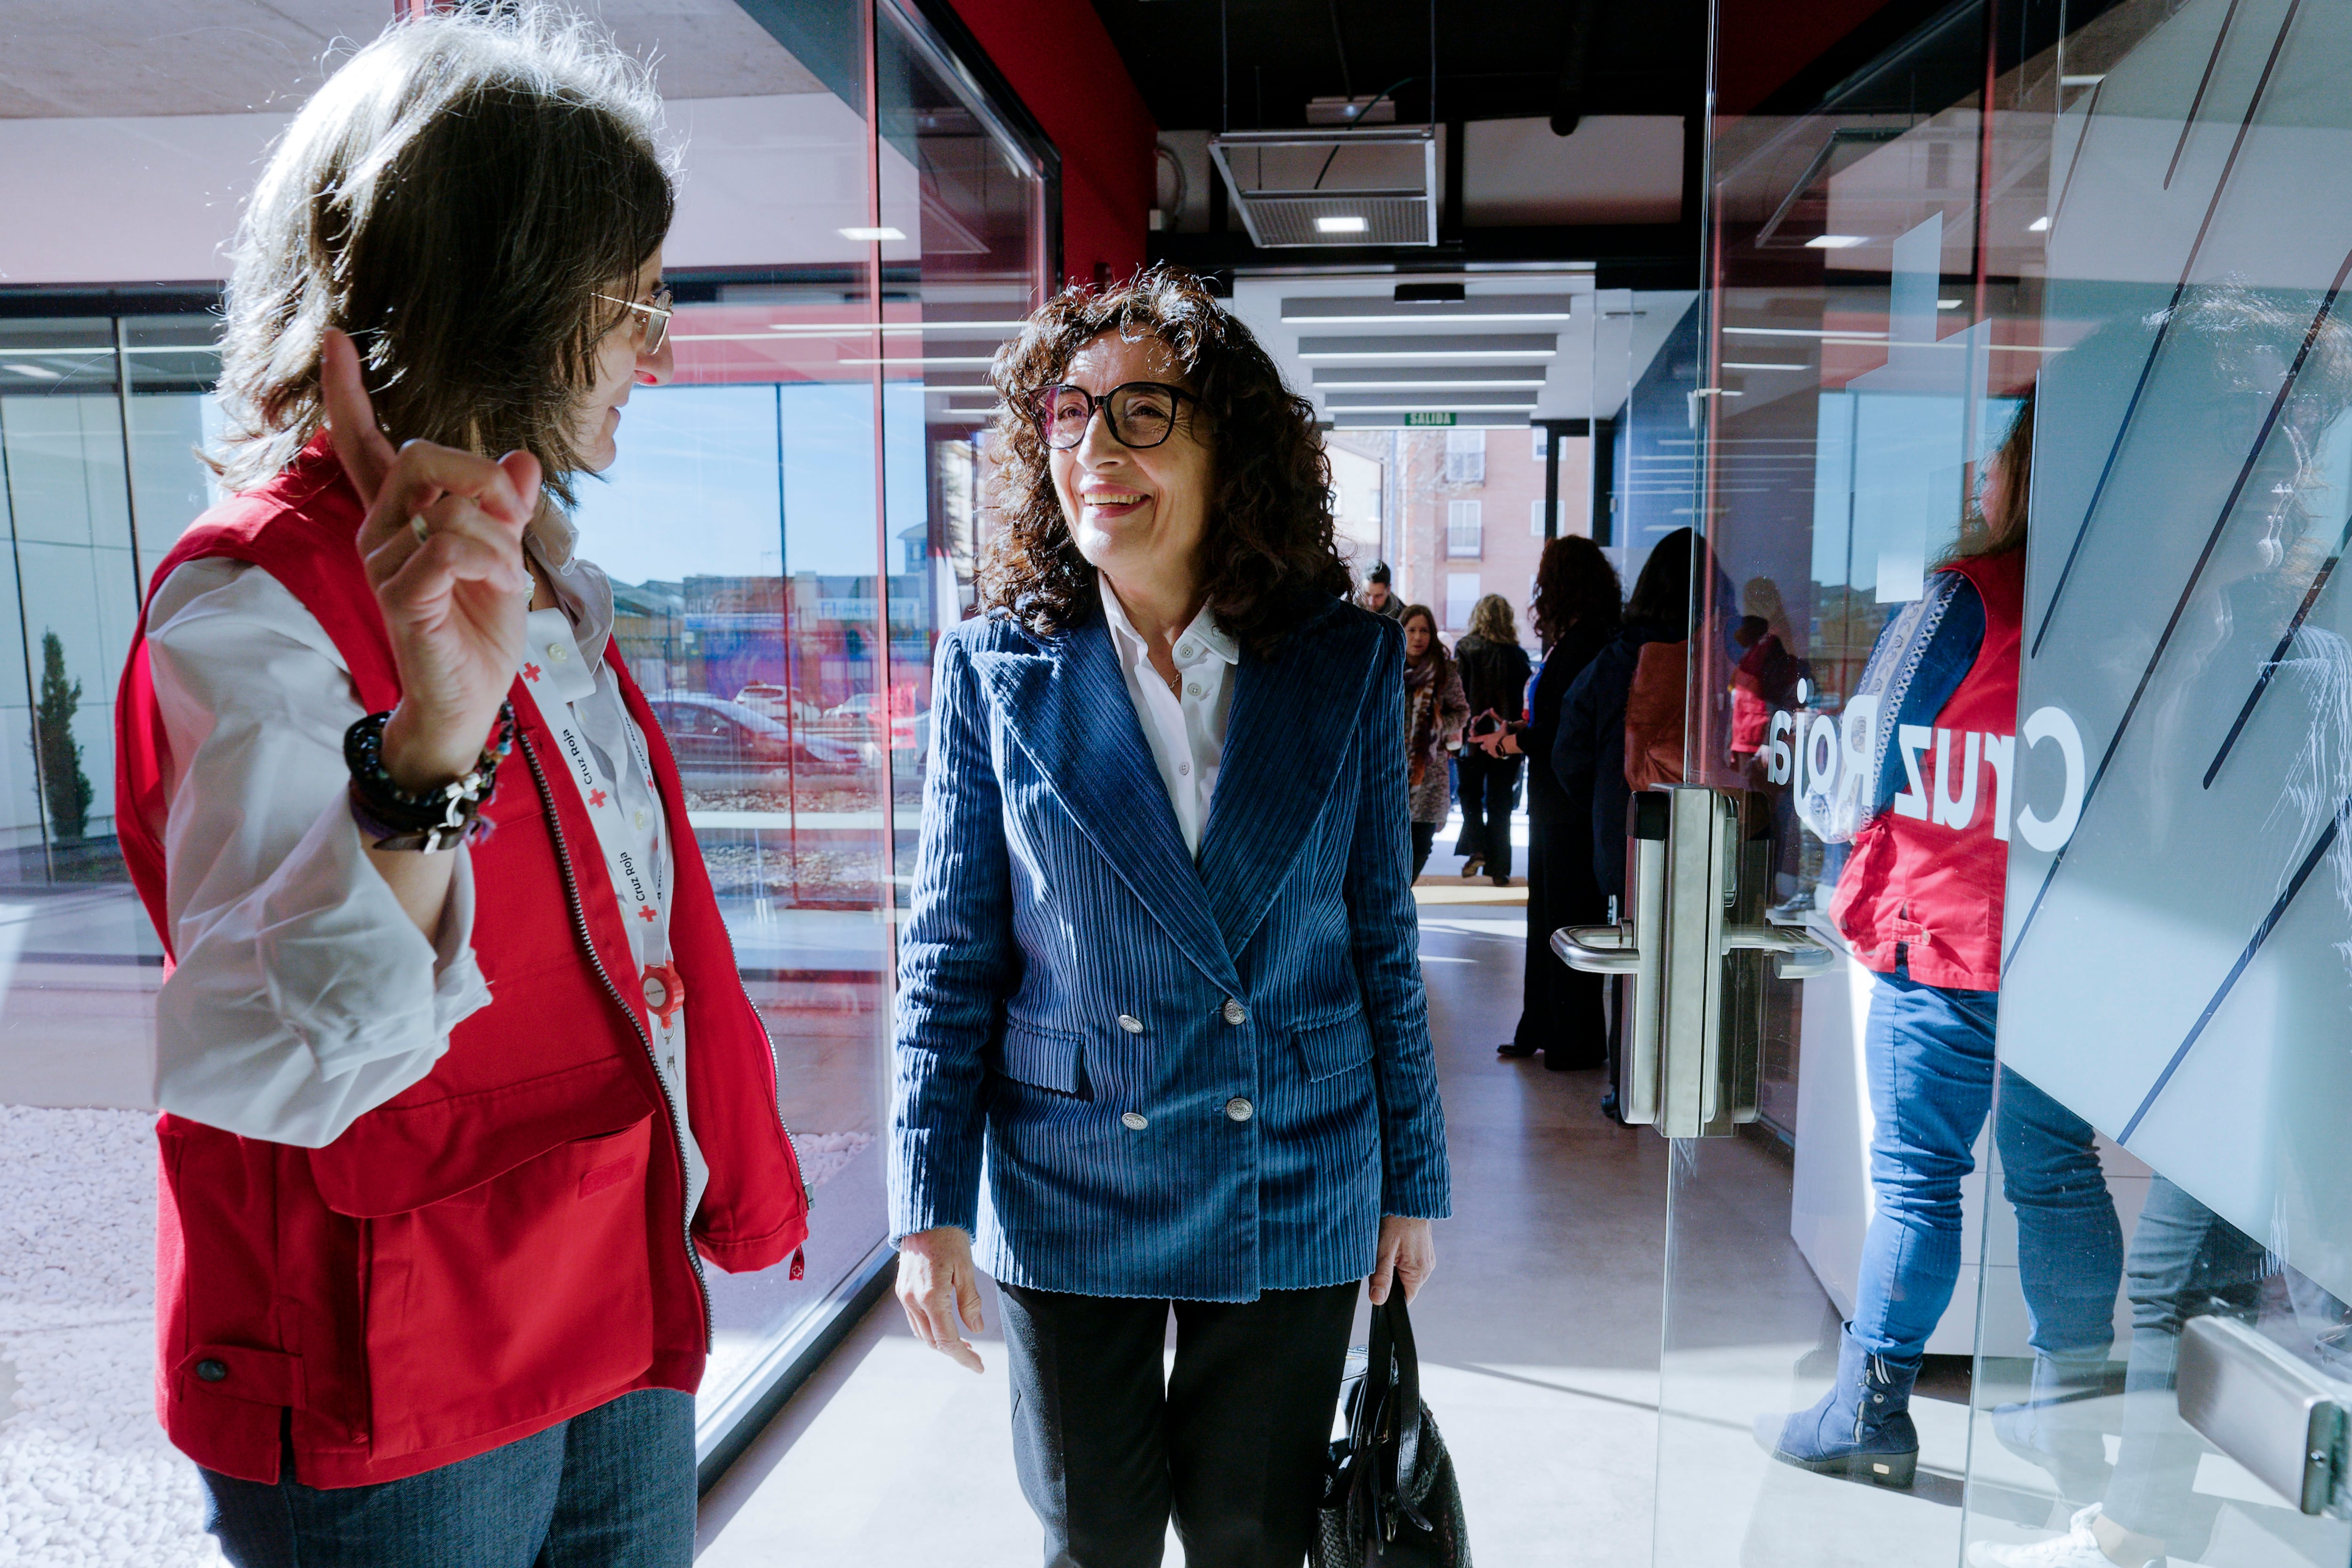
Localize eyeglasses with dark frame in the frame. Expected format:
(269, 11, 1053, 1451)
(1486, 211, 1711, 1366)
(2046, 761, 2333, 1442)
(1026, 381, 1198, 451)
(593, 285, 675, 355)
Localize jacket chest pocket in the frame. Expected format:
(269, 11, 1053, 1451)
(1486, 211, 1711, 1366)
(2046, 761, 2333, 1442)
(993, 1021, 1090, 1099)
(350, 1114, 658, 1460)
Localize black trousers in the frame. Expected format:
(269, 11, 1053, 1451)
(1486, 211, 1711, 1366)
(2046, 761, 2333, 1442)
(1514, 805, 1607, 1066)
(998, 1281, 1358, 1568)
(1450, 750, 1521, 879)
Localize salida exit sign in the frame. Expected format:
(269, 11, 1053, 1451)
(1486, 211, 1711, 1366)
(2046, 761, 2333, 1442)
(1404, 411, 1455, 427)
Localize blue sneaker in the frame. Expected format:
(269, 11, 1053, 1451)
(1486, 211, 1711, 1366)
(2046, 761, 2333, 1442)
(1752, 1327, 1921, 1488)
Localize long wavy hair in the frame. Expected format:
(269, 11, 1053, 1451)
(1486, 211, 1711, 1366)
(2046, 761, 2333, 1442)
(1531, 534, 1622, 650)
(978, 266, 1352, 656)
(1465, 593, 1519, 646)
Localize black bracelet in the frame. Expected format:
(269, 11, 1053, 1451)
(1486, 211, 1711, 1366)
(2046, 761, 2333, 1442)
(345, 704, 516, 852)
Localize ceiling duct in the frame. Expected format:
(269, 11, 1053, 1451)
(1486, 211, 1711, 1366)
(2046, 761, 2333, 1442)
(1206, 127, 1438, 248)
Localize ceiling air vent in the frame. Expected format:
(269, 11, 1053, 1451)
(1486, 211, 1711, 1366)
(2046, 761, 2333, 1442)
(1207, 127, 1438, 248)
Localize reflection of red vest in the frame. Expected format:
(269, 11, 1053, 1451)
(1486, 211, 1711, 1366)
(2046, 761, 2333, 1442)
(1830, 550, 2025, 991)
(113, 437, 807, 1488)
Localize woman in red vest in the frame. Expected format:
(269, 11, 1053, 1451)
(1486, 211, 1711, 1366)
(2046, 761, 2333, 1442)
(1755, 391, 2122, 1491)
(111, 11, 806, 1563)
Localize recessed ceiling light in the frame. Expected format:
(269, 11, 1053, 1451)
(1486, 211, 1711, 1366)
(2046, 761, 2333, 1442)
(1937, 299, 1964, 310)
(1719, 361, 1807, 371)
(2027, 216, 2051, 233)
(5, 363, 61, 379)
(1806, 235, 1867, 249)
(1315, 216, 1370, 234)
(838, 226, 906, 242)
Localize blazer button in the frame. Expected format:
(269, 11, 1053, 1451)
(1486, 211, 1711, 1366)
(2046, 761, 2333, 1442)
(1222, 999, 1248, 1026)
(1122, 1111, 1150, 1131)
(1117, 1014, 1144, 1034)
(1225, 1097, 1254, 1122)
(195, 1359, 229, 1383)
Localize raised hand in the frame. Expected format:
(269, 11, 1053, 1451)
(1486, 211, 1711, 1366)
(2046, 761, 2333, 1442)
(319, 329, 540, 790)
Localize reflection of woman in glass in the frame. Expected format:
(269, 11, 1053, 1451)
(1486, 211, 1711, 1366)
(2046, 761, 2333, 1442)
(890, 267, 1450, 1564)
(1400, 602, 1472, 879)
(1757, 389, 2123, 1489)
(111, 14, 808, 1560)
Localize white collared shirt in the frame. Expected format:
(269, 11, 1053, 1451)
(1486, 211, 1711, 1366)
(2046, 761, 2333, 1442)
(1099, 578, 1237, 857)
(144, 511, 697, 1170)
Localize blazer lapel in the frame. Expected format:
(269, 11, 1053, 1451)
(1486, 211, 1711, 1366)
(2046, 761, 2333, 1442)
(1198, 610, 1373, 958)
(968, 622, 1242, 993)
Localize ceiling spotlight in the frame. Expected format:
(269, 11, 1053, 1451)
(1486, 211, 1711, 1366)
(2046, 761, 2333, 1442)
(1806, 235, 1867, 249)
(2027, 216, 2051, 233)
(839, 226, 906, 242)
(1315, 215, 1370, 235)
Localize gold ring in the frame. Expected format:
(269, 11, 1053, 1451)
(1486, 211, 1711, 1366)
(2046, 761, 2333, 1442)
(409, 515, 429, 544)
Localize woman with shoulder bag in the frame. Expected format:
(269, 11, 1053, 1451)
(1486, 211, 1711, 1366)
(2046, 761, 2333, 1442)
(112, 12, 806, 1561)
(890, 267, 1450, 1568)
(1450, 594, 1532, 885)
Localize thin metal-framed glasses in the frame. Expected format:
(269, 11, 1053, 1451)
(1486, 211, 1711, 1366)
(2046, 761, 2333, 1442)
(594, 285, 674, 355)
(1026, 381, 1197, 451)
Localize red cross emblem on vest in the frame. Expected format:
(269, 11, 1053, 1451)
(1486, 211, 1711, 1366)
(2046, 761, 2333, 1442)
(523, 662, 542, 682)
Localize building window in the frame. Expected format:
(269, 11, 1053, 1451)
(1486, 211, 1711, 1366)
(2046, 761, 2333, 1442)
(1530, 497, 1550, 538)
(1443, 428, 1486, 484)
(1447, 499, 1483, 557)
(1532, 426, 1549, 460)
(1446, 572, 1481, 630)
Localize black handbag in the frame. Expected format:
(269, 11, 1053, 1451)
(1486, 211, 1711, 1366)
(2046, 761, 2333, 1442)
(1313, 1296, 1471, 1567)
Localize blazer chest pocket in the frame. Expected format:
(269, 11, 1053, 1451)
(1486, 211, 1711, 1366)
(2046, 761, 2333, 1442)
(995, 1021, 1090, 1099)
(1294, 1013, 1374, 1081)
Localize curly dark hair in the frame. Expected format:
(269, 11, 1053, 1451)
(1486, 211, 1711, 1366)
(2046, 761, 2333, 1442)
(1531, 534, 1622, 650)
(978, 265, 1352, 656)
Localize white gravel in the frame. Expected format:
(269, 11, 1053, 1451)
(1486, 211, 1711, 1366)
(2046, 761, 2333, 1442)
(0, 1113, 875, 1565)
(0, 1107, 222, 1568)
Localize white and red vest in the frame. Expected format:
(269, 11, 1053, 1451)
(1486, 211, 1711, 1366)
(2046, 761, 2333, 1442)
(1830, 549, 2025, 991)
(113, 436, 809, 1487)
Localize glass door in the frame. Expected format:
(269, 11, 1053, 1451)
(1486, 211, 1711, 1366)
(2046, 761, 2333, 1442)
(1652, 0, 2352, 1562)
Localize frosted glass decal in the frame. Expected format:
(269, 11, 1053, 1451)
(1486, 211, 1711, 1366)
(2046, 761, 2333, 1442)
(2000, 0, 2352, 1307)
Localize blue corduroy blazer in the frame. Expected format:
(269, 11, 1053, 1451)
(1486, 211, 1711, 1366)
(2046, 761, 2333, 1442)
(888, 594, 1452, 1301)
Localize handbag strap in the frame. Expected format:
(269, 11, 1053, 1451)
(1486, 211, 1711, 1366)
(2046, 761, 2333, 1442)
(1349, 1293, 1396, 1459)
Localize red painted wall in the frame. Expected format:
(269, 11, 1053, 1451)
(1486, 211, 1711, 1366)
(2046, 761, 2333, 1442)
(946, 0, 1156, 290)
(1716, 0, 1901, 115)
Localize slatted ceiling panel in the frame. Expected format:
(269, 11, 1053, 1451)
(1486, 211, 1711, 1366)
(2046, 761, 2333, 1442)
(1241, 194, 1436, 248)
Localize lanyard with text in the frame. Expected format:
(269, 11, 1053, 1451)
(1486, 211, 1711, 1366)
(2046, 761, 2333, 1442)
(516, 610, 684, 1034)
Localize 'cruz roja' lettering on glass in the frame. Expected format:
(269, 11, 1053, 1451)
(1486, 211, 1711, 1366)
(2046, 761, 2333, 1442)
(1762, 698, 2083, 851)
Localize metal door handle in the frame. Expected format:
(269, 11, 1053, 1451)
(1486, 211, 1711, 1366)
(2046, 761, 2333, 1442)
(1551, 924, 1643, 973)
(1722, 921, 1839, 979)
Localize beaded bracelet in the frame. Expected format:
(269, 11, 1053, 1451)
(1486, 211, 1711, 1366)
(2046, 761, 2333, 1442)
(344, 703, 516, 852)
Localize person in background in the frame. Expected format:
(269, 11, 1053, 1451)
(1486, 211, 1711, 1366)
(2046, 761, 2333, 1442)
(1552, 528, 1694, 1116)
(890, 267, 1449, 1568)
(1756, 388, 2122, 1494)
(110, 12, 809, 1562)
(1451, 593, 1531, 885)
(1360, 560, 1405, 619)
(1484, 537, 1620, 1069)
(1728, 576, 1802, 776)
(1399, 603, 1469, 880)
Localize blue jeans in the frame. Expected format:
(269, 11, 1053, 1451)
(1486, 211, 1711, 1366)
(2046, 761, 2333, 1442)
(1851, 963, 2122, 1364)
(200, 1389, 694, 1568)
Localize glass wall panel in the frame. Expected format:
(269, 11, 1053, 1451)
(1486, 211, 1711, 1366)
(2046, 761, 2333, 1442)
(1684, 0, 2352, 1564)
(0, 0, 1051, 1546)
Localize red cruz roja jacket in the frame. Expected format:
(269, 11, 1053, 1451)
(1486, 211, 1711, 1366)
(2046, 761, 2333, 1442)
(113, 436, 809, 1488)
(1830, 549, 2026, 991)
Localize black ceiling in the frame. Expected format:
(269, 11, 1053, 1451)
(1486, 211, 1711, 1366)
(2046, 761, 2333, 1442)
(1089, 0, 1708, 135)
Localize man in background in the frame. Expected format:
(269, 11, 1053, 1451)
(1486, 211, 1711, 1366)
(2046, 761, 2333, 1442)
(1361, 561, 1405, 619)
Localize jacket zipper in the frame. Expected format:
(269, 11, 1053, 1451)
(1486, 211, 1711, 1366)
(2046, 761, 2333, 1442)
(517, 731, 715, 1346)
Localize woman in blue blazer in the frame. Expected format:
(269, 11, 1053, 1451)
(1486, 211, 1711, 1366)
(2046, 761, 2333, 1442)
(889, 267, 1452, 1567)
